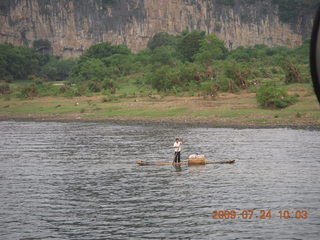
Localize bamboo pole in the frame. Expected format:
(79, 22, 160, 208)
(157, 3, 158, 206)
(136, 160, 235, 166)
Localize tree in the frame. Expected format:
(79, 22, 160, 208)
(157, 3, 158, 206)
(194, 34, 228, 64)
(224, 61, 249, 88)
(33, 39, 52, 54)
(0, 43, 44, 81)
(80, 42, 131, 62)
(102, 54, 133, 76)
(71, 59, 108, 82)
(150, 46, 180, 65)
(41, 57, 77, 81)
(272, 0, 320, 23)
(228, 45, 269, 62)
(147, 32, 177, 51)
(177, 30, 205, 62)
(148, 65, 177, 91)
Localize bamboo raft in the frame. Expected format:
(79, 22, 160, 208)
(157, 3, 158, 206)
(136, 159, 235, 166)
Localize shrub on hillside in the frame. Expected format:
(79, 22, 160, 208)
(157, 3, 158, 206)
(41, 58, 77, 81)
(80, 42, 131, 62)
(216, 76, 238, 93)
(149, 46, 180, 65)
(0, 83, 11, 95)
(17, 84, 38, 99)
(148, 65, 178, 91)
(177, 30, 205, 62)
(147, 32, 177, 51)
(224, 62, 249, 88)
(256, 81, 298, 108)
(194, 34, 228, 64)
(69, 59, 108, 82)
(87, 81, 102, 92)
(200, 81, 219, 99)
(283, 61, 303, 84)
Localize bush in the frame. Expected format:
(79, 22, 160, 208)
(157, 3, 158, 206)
(28, 75, 44, 85)
(62, 87, 82, 98)
(272, 0, 319, 23)
(33, 39, 51, 51)
(177, 30, 205, 62)
(79, 42, 131, 62)
(216, 76, 238, 92)
(70, 59, 108, 82)
(270, 66, 283, 75)
(0, 43, 46, 81)
(147, 32, 177, 51)
(256, 81, 298, 108)
(194, 34, 228, 64)
(283, 61, 303, 84)
(0, 83, 11, 95)
(15, 80, 62, 98)
(177, 63, 206, 84)
(87, 81, 102, 92)
(59, 85, 70, 94)
(258, 68, 273, 78)
(200, 81, 219, 99)
(18, 84, 38, 99)
(149, 46, 180, 65)
(224, 62, 249, 88)
(41, 57, 77, 81)
(148, 65, 178, 91)
(147, 63, 205, 91)
(227, 46, 253, 62)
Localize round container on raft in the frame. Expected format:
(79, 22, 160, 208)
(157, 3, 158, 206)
(188, 157, 206, 165)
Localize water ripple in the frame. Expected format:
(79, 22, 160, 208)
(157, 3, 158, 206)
(0, 121, 320, 239)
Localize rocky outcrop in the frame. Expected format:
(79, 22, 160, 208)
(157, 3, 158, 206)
(0, 0, 315, 58)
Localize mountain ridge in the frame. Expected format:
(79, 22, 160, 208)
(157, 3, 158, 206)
(0, 0, 316, 58)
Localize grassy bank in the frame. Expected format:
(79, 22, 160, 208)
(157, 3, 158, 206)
(1, 83, 319, 127)
(1, 33, 316, 128)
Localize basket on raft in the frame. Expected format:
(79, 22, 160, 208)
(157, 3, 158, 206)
(188, 154, 206, 165)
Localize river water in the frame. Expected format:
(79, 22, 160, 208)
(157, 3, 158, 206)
(0, 121, 320, 240)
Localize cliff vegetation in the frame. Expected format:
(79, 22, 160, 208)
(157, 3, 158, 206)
(0, 31, 312, 109)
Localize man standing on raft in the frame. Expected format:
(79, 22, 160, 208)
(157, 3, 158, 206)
(173, 138, 183, 163)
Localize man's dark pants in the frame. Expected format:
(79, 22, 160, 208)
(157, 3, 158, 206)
(174, 151, 181, 163)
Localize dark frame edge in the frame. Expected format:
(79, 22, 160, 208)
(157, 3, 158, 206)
(310, 7, 320, 104)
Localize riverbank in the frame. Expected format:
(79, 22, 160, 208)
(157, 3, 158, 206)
(1, 85, 319, 128)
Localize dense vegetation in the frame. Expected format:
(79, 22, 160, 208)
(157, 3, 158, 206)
(217, 0, 320, 23)
(0, 30, 311, 109)
(271, 0, 320, 23)
(0, 42, 76, 82)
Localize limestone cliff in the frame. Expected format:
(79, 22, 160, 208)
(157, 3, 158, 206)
(0, 0, 315, 58)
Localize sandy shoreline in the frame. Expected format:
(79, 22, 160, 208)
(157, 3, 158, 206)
(1, 113, 319, 130)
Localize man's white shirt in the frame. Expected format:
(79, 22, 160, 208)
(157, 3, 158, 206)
(174, 141, 181, 152)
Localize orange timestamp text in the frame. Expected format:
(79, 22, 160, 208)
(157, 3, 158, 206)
(211, 210, 308, 220)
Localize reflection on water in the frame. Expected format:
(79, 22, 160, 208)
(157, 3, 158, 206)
(0, 121, 320, 239)
(173, 165, 182, 172)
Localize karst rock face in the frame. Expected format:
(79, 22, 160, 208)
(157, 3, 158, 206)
(0, 0, 315, 58)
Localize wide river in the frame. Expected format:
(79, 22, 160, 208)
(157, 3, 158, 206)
(0, 121, 320, 239)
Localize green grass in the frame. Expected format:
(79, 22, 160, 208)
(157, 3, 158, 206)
(284, 83, 313, 92)
(190, 111, 215, 117)
(0, 101, 78, 114)
(116, 76, 156, 96)
(0, 82, 319, 126)
(89, 106, 188, 118)
(247, 119, 269, 124)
